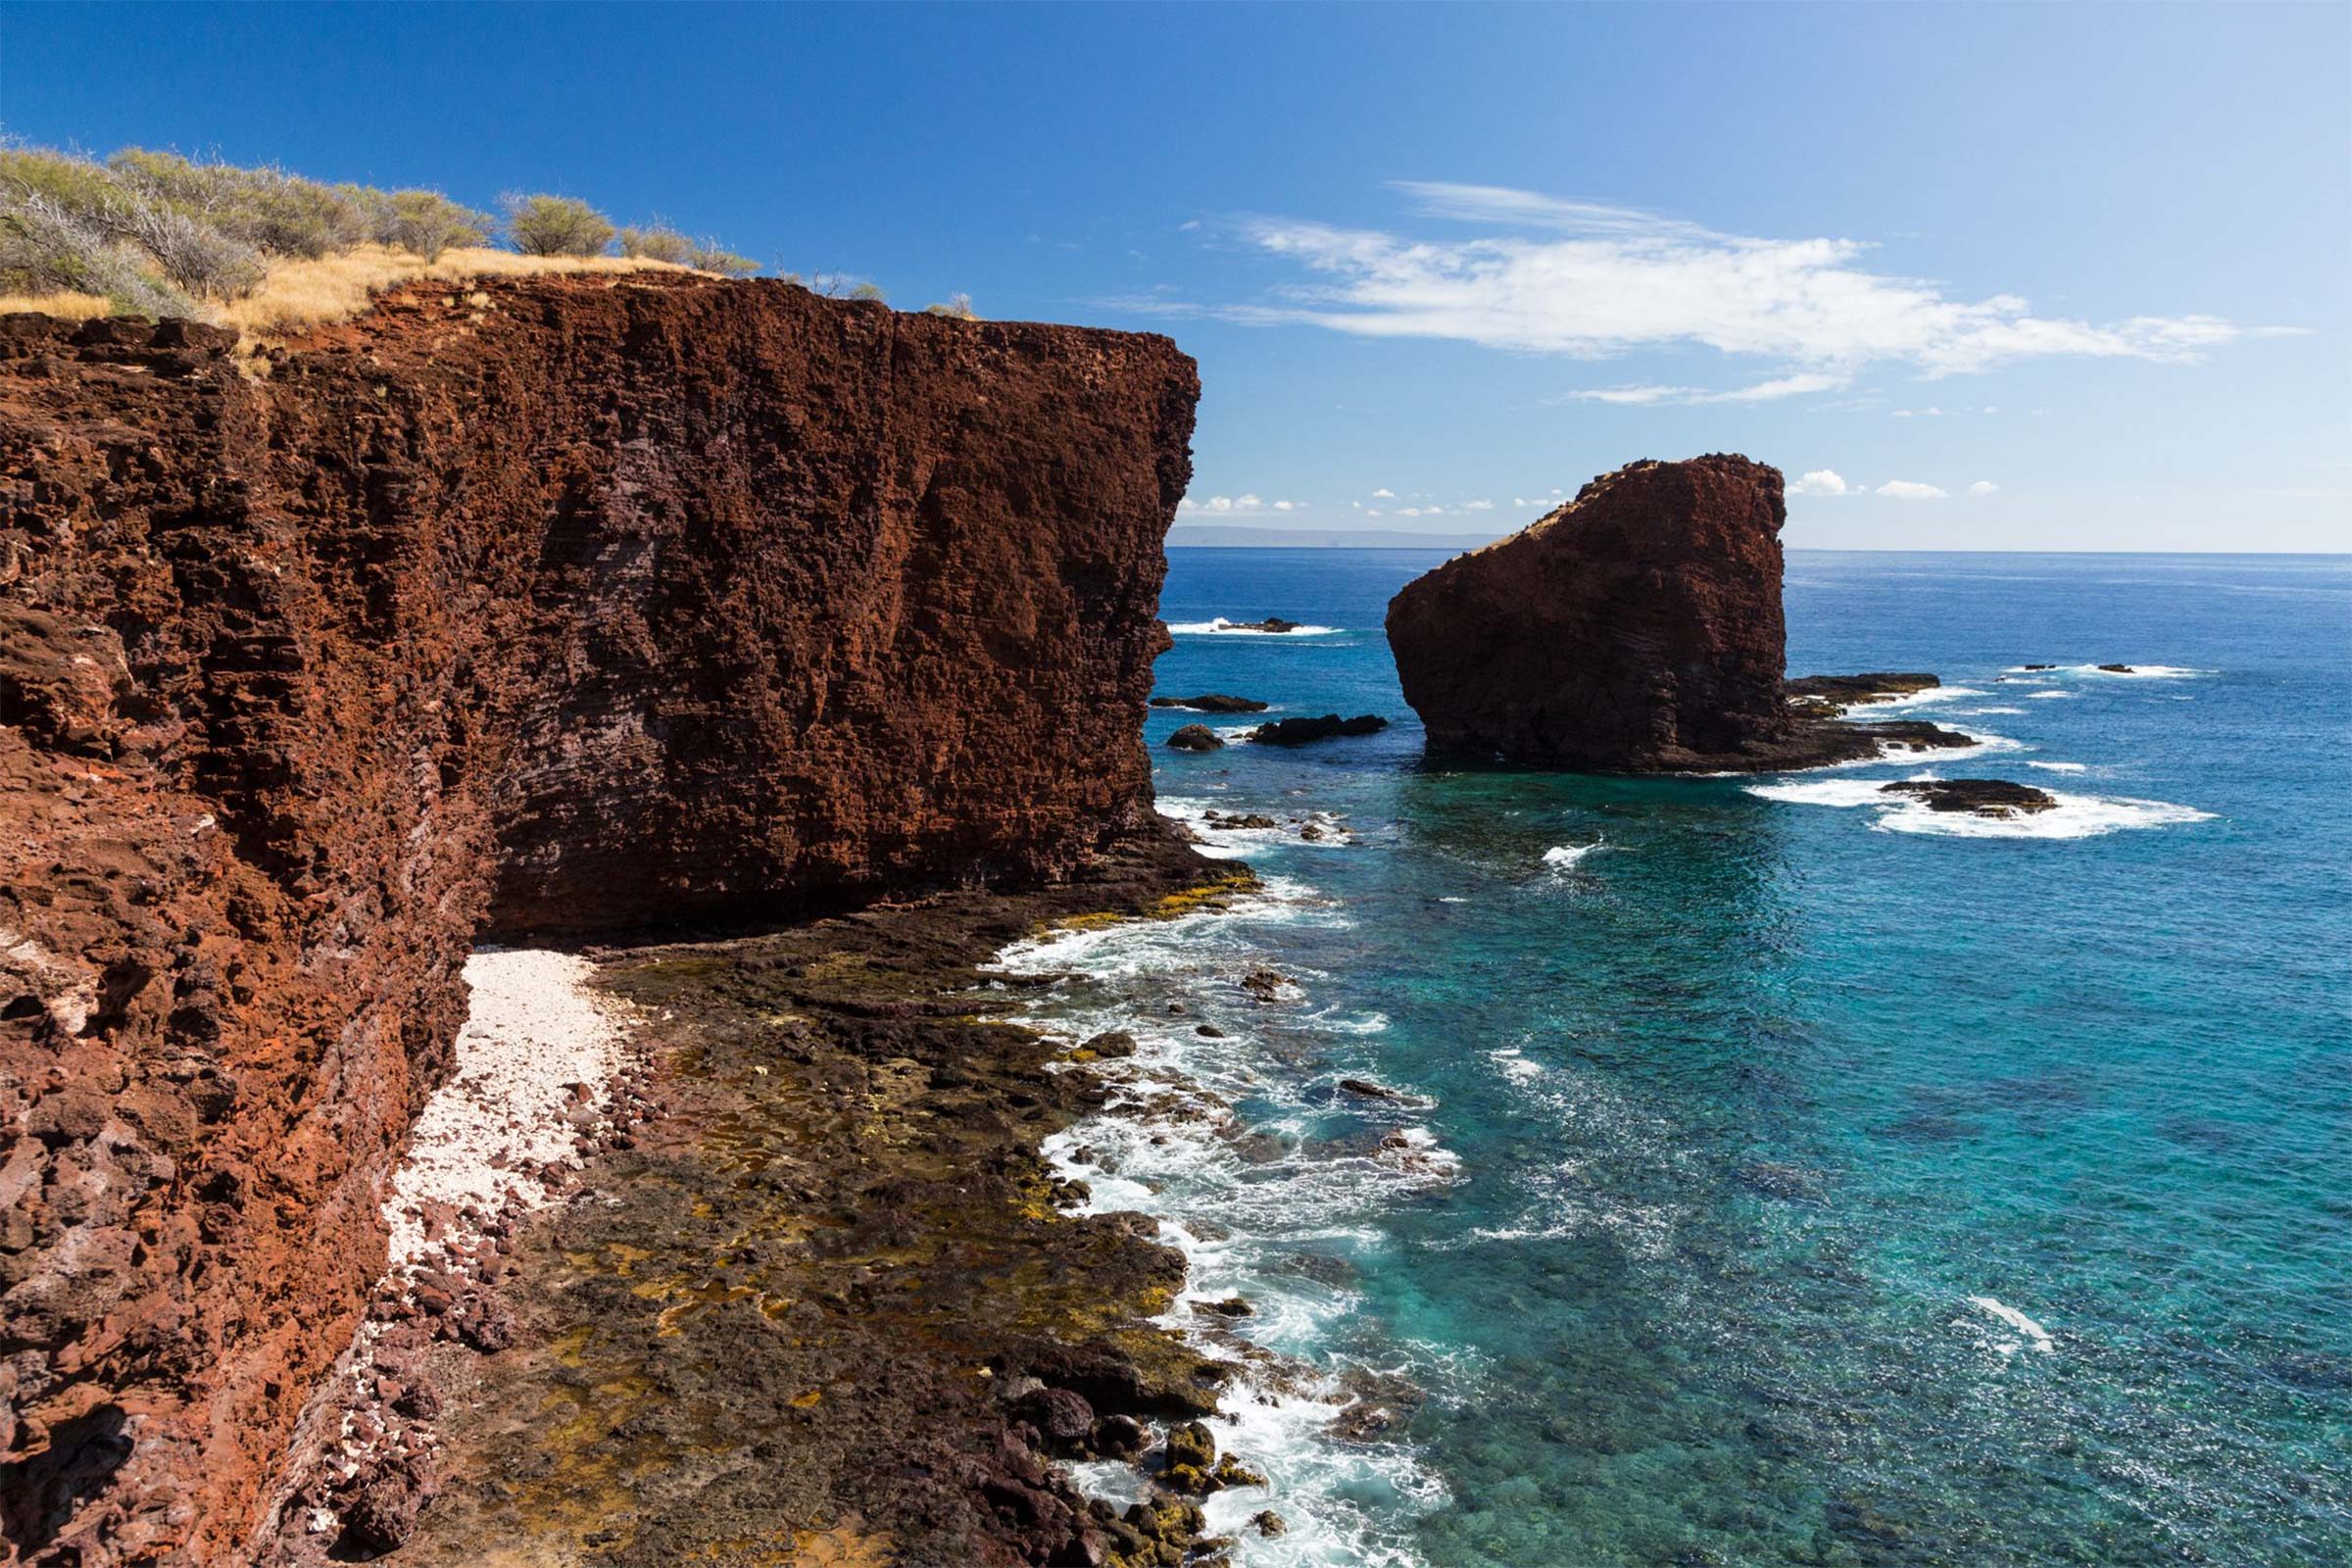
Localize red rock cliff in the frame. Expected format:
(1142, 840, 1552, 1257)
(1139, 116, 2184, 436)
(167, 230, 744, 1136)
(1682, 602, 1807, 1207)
(0, 278, 1196, 1563)
(1385, 455, 1799, 770)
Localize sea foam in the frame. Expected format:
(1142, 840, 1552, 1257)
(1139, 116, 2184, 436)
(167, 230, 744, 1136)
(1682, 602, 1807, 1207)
(1170, 616, 1342, 637)
(987, 833, 1449, 1564)
(1745, 773, 2213, 839)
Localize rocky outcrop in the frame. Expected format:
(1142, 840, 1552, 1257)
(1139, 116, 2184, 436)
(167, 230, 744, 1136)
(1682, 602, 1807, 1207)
(1385, 457, 1972, 771)
(1149, 694, 1265, 712)
(1785, 673, 1941, 711)
(0, 279, 1196, 1563)
(1248, 714, 1388, 747)
(1880, 779, 2057, 816)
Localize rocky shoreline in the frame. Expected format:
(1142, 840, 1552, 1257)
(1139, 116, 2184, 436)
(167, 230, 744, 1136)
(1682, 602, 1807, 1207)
(280, 829, 1273, 1567)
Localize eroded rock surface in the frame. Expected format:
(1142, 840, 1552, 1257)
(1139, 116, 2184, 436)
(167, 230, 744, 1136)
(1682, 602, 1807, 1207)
(0, 281, 1196, 1564)
(1385, 457, 1974, 772)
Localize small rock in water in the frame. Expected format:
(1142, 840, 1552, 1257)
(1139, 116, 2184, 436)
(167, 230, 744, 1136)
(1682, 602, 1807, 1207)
(1165, 724, 1224, 752)
(1879, 778, 2058, 817)
(1339, 1078, 1403, 1101)
(2098, 662, 2134, 672)
(1239, 969, 1294, 1002)
(1249, 713, 1388, 747)
(1151, 694, 1269, 712)
(1252, 1509, 1289, 1537)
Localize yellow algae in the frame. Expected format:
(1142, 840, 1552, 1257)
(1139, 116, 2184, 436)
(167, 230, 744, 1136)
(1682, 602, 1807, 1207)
(1044, 871, 1260, 936)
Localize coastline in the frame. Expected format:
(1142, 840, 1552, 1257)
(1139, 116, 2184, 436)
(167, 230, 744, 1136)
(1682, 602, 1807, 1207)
(307, 829, 1285, 1567)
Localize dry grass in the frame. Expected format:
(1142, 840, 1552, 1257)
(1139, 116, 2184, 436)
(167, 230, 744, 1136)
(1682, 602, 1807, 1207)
(221, 243, 699, 337)
(0, 290, 115, 321)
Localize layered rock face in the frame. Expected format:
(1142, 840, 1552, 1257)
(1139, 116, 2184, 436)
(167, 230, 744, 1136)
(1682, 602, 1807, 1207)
(1386, 455, 1794, 769)
(0, 281, 1195, 1563)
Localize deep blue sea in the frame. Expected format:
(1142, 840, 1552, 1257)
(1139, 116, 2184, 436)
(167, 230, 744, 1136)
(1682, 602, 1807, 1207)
(997, 550, 2350, 1568)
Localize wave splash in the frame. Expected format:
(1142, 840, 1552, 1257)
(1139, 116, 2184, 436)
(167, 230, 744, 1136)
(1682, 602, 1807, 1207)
(986, 852, 1448, 1565)
(1170, 616, 1342, 637)
(1745, 774, 2214, 839)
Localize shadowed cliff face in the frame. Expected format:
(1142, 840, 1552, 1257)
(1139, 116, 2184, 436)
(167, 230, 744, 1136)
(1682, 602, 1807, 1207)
(0, 280, 1196, 1564)
(1385, 456, 1797, 770)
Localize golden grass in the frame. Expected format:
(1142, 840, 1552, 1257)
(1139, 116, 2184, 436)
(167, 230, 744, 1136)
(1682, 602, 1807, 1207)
(0, 290, 114, 321)
(220, 243, 699, 338)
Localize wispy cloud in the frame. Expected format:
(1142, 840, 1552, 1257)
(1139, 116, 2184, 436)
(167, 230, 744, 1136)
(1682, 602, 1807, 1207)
(1968, 480, 2000, 497)
(1179, 494, 1306, 515)
(1876, 479, 1948, 500)
(1146, 183, 2290, 395)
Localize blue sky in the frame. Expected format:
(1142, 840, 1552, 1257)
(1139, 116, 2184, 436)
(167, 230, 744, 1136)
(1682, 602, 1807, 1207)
(5, 1, 2344, 550)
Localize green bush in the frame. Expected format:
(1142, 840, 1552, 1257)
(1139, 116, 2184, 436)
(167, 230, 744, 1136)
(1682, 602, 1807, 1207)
(850, 281, 887, 303)
(110, 149, 371, 259)
(355, 188, 493, 261)
(503, 193, 613, 258)
(922, 292, 977, 319)
(686, 241, 758, 277)
(616, 222, 695, 264)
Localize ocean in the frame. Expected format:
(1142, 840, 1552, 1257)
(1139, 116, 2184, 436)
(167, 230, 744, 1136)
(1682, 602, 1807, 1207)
(994, 549, 2351, 1568)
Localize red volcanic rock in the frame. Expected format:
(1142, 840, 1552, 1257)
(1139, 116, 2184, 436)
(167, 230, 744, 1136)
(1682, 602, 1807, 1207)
(1385, 456, 1950, 772)
(0, 280, 1195, 1563)
(1386, 456, 1794, 769)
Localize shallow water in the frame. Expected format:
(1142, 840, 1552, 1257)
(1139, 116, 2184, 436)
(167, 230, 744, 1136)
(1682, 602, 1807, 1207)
(1010, 550, 2351, 1567)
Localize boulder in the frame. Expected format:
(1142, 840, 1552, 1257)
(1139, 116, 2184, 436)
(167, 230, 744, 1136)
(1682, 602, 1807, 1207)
(1165, 724, 1225, 752)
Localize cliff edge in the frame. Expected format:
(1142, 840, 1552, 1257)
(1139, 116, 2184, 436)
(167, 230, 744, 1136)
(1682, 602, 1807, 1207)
(0, 278, 1197, 1563)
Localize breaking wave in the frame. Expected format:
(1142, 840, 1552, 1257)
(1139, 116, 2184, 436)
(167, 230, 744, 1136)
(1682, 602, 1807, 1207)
(1744, 774, 2214, 839)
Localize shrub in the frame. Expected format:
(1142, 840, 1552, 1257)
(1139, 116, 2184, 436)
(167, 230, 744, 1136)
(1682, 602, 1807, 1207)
(686, 241, 758, 277)
(503, 193, 613, 258)
(110, 149, 371, 259)
(922, 292, 977, 319)
(102, 194, 267, 298)
(616, 222, 695, 264)
(355, 188, 492, 262)
(0, 189, 199, 318)
(0, 145, 123, 215)
(850, 281, 887, 303)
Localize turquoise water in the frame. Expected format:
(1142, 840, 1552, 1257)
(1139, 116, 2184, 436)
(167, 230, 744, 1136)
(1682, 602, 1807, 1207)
(1005, 551, 2350, 1567)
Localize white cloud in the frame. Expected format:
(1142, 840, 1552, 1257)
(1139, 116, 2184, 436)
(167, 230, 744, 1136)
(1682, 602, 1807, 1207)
(1179, 493, 1305, 515)
(1968, 480, 1999, 497)
(1876, 479, 1948, 500)
(1562, 371, 1845, 406)
(1788, 468, 1854, 497)
(1371, 486, 1396, 498)
(1460, 498, 1495, 511)
(1148, 183, 2284, 390)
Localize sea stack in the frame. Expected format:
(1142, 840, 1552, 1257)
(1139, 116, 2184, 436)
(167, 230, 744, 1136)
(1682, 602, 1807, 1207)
(1385, 455, 1969, 771)
(1386, 455, 1793, 768)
